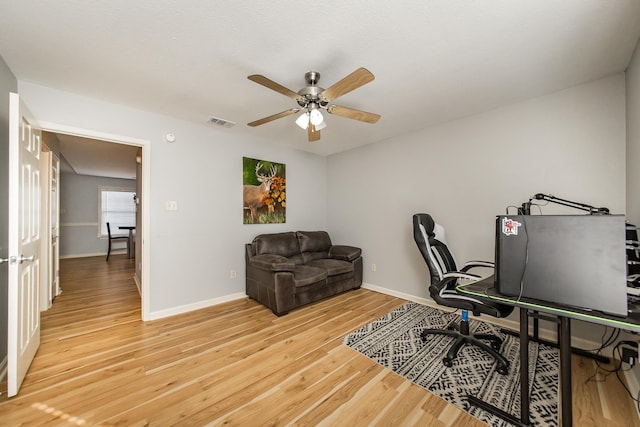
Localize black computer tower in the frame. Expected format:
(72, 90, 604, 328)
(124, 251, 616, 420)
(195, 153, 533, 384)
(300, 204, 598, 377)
(495, 214, 627, 316)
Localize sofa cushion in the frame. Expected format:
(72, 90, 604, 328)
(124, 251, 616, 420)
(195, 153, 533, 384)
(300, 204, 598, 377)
(307, 258, 354, 276)
(249, 254, 295, 272)
(292, 265, 328, 287)
(297, 231, 332, 253)
(329, 245, 362, 261)
(253, 232, 301, 258)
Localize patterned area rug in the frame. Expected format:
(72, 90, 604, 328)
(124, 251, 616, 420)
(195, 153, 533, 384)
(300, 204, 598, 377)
(343, 302, 559, 426)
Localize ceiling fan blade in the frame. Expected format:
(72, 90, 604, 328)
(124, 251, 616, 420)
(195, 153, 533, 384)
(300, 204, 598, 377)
(327, 105, 381, 124)
(320, 67, 375, 101)
(248, 75, 301, 100)
(308, 124, 321, 142)
(247, 108, 299, 127)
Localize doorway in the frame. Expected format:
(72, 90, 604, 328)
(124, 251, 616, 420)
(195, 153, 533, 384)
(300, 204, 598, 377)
(39, 124, 150, 320)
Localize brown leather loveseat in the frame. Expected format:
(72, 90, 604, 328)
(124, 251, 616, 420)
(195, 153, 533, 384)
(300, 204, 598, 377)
(245, 231, 363, 315)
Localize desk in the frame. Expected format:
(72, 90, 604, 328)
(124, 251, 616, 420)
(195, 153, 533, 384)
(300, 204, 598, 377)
(118, 226, 135, 258)
(458, 277, 640, 426)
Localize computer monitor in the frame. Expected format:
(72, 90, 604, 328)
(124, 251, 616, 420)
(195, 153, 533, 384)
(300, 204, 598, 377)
(495, 214, 627, 316)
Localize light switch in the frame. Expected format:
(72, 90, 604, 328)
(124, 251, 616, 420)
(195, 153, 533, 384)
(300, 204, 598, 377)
(166, 200, 178, 211)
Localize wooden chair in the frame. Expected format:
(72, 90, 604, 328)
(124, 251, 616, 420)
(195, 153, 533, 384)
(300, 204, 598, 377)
(106, 222, 128, 261)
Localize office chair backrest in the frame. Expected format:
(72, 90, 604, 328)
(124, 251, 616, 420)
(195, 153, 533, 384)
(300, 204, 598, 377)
(413, 213, 458, 286)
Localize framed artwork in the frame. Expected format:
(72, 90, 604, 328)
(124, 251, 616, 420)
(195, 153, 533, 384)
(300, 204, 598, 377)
(242, 157, 286, 224)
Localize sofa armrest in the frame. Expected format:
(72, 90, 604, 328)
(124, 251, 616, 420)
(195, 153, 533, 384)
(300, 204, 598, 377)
(329, 245, 362, 262)
(249, 254, 296, 272)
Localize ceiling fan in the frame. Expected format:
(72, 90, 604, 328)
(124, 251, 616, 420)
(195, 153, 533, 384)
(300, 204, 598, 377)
(247, 67, 381, 142)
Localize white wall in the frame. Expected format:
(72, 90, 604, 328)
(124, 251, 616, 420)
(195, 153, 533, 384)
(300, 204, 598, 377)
(628, 39, 640, 226)
(14, 72, 629, 328)
(18, 82, 327, 316)
(327, 74, 626, 340)
(328, 74, 625, 298)
(59, 172, 136, 258)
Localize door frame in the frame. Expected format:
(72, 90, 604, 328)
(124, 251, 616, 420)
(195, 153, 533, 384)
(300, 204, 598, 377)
(39, 149, 52, 311)
(38, 148, 60, 311)
(38, 121, 151, 320)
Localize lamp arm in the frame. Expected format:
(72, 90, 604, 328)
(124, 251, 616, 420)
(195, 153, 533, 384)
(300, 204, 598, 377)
(528, 193, 609, 215)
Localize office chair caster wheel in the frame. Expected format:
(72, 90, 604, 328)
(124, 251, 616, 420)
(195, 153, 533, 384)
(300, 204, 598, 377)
(496, 365, 509, 375)
(443, 358, 453, 367)
(491, 341, 502, 351)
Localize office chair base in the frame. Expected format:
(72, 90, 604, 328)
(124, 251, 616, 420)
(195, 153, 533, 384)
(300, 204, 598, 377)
(421, 327, 510, 375)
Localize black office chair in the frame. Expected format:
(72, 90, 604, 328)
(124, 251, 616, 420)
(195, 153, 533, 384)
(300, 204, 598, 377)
(106, 222, 128, 261)
(412, 213, 514, 374)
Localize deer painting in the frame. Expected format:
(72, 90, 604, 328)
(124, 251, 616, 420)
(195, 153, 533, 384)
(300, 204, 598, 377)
(243, 162, 278, 223)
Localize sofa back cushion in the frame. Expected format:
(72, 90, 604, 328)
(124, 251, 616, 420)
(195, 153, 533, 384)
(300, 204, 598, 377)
(297, 231, 332, 263)
(253, 232, 303, 264)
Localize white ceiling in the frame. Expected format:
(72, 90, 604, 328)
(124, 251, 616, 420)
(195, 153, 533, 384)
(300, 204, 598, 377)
(54, 133, 139, 180)
(1, 0, 640, 158)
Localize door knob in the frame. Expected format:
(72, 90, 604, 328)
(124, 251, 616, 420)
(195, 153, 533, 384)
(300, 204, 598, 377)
(8, 255, 35, 264)
(0, 257, 8, 264)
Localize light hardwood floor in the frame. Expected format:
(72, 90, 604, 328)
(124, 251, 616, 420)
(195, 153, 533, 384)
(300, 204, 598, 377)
(0, 255, 638, 426)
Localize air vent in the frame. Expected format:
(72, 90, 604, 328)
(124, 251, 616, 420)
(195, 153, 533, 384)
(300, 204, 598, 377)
(208, 116, 236, 128)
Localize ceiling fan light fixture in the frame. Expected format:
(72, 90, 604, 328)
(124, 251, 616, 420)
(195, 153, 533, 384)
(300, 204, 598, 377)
(309, 108, 323, 126)
(295, 112, 310, 129)
(246, 67, 379, 142)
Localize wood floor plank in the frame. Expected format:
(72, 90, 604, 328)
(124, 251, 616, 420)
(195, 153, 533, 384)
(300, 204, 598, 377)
(1, 254, 638, 426)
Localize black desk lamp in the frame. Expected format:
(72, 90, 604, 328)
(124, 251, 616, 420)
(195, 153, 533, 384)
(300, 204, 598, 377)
(518, 193, 609, 215)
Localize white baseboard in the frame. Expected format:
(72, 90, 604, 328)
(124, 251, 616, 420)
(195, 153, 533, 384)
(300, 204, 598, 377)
(145, 292, 247, 321)
(142, 280, 628, 361)
(133, 273, 141, 296)
(361, 282, 610, 357)
(60, 250, 126, 259)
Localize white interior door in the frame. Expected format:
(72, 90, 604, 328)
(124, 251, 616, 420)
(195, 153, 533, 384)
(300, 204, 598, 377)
(7, 92, 42, 397)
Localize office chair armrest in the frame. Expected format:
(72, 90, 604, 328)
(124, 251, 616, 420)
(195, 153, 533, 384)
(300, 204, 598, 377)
(460, 261, 494, 274)
(441, 271, 482, 282)
(462, 260, 494, 269)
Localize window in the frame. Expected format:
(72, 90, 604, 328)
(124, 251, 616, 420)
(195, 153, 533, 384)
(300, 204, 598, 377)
(99, 187, 136, 237)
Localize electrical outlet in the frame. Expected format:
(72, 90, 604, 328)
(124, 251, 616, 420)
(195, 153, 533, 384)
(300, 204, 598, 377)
(166, 200, 178, 211)
(621, 341, 638, 366)
(371, 263, 377, 272)
(230, 270, 237, 279)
